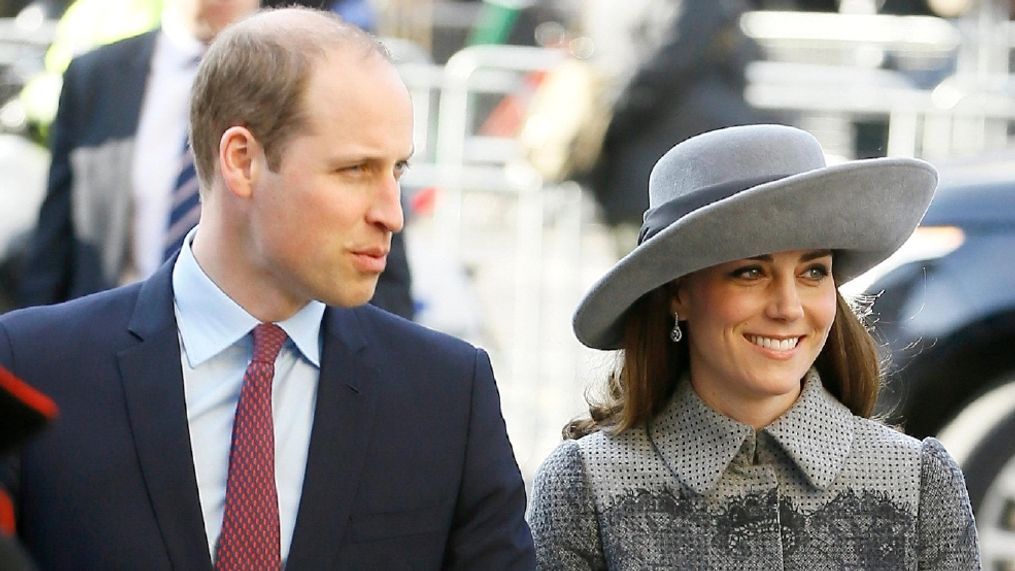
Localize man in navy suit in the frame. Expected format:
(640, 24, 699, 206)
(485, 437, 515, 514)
(0, 7, 534, 569)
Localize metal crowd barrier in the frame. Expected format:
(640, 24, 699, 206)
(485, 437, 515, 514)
(394, 44, 592, 472)
(742, 10, 1015, 160)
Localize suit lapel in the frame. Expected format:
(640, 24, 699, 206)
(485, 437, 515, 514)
(115, 29, 155, 186)
(286, 307, 380, 568)
(73, 31, 156, 285)
(117, 260, 212, 570)
(116, 31, 153, 198)
(119, 29, 157, 134)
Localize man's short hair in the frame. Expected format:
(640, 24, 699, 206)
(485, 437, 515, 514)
(189, 7, 390, 191)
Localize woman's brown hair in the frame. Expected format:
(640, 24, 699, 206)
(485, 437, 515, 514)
(563, 286, 881, 439)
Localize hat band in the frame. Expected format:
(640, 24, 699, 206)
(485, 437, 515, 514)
(638, 173, 793, 244)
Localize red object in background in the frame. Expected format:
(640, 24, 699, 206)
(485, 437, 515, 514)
(0, 366, 57, 535)
(477, 70, 546, 137)
(0, 491, 13, 536)
(410, 186, 438, 216)
(0, 367, 57, 423)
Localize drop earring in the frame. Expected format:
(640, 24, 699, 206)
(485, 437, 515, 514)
(670, 312, 683, 343)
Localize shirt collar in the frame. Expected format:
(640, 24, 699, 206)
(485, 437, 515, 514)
(172, 227, 325, 368)
(158, 10, 205, 68)
(648, 369, 855, 494)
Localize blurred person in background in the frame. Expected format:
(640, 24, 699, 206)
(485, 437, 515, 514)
(263, 0, 377, 31)
(582, 0, 766, 252)
(527, 125, 979, 568)
(14, 0, 256, 307)
(17, 0, 164, 142)
(327, 0, 376, 30)
(14, 0, 416, 320)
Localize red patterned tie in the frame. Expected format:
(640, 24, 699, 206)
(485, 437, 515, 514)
(215, 323, 287, 570)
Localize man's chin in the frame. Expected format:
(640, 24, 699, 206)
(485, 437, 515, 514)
(318, 286, 377, 309)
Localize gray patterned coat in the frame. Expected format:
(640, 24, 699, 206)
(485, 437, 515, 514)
(527, 371, 980, 569)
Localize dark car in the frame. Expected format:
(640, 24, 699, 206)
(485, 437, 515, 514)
(845, 155, 1015, 566)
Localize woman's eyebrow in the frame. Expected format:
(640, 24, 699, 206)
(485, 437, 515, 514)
(800, 249, 833, 262)
(744, 250, 832, 263)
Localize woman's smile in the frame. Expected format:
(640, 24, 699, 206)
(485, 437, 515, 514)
(745, 334, 806, 362)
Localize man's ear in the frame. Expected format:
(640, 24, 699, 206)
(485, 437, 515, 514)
(219, 126, 261, 199)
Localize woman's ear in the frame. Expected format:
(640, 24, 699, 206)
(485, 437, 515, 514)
(669, 278, 688, 316)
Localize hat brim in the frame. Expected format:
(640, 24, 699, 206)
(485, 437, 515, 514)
(573, 157, 937, 350)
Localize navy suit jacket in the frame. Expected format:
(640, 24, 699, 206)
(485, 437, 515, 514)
(16, 31, 414, 319)
(0, 259, 534, 569)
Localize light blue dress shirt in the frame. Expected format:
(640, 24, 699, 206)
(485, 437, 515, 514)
(172, 228, 324, 562)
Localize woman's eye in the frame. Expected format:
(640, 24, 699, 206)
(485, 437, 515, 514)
(803, 265, 830, 280)
(732, 266, 763, 280)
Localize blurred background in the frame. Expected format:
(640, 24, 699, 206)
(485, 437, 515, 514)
(2, 0, 1015, 564)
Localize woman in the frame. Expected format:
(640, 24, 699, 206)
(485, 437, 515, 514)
(527, 125, 980, 569)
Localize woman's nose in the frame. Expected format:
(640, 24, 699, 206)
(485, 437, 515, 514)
(766, 278, 805, 321)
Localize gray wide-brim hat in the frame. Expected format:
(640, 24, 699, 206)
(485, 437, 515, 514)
(574, 124, 938, 350)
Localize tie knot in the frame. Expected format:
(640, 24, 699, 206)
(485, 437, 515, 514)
(251, 323, 287, 364)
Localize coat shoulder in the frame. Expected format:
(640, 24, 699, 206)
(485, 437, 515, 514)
(349, 303, 480, 362)
(557, 427, 675, 511)
(535, 439, 585, 482)
(528, 438, 606, 568)
(1, 282, 141, 338)
(532, 432, 641, 499)
(850, 415, 924, 455)
(835, 416, 926, 509)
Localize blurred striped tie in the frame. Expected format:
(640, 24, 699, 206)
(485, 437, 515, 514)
(163, 137, 201, 261)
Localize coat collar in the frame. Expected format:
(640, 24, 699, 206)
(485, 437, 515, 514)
(647, 369, 855, 495)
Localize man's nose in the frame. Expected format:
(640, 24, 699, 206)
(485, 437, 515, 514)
(368, 174, 404, 233)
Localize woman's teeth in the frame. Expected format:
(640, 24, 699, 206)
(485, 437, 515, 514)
(749, 335, 799, 351)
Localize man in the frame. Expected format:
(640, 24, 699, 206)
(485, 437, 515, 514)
(0, 8, 534, 569)
(15, 0, 415, 319)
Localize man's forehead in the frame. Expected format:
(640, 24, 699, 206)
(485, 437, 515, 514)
(308, 49, 404, 97)
(297, 54, 410, 134)
(316, 44, 390, 71)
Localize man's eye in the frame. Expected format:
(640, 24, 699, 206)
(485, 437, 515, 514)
(339, 164, 368, 174)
